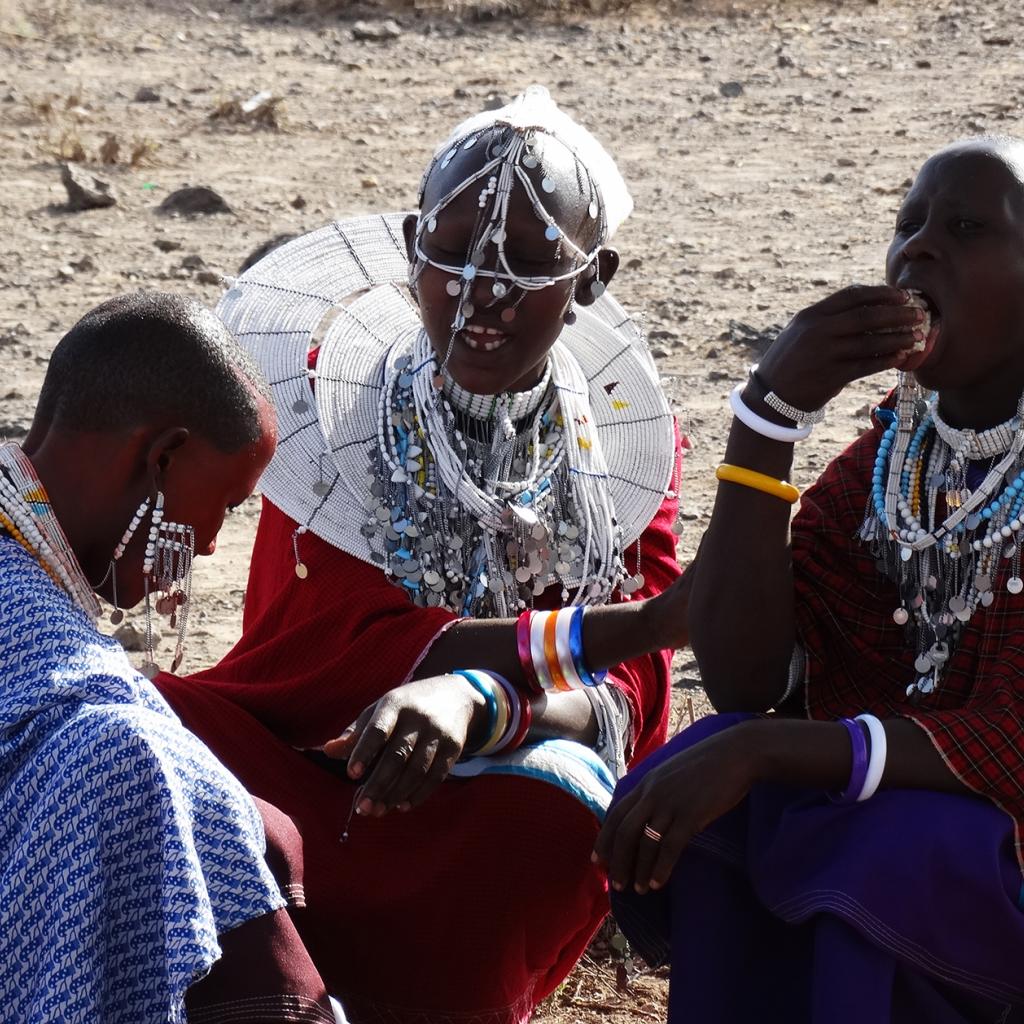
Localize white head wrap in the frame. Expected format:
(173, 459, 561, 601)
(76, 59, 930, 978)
(421, 84, 633, 241)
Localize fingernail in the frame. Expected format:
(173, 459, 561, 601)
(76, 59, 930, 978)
(649, 879, 662, 891)
(349, 762, 363, 779)
(611, 881, 623, 892)
(590, 852, 599, 864)
(635, 883, 648, 895)
(357, 798, 373, 815)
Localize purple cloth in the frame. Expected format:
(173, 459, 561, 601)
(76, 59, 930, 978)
(610, 714, 1024, 1023)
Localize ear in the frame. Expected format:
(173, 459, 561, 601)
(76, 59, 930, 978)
(144, 427, 190, 490)
(574, 248, 619, 306)
(402, 213, 419, 264)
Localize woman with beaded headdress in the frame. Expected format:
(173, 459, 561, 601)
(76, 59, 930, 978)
(596, 137, 1024, 1021)
(0, 293, 341, 1023)
(153, 86, 691, 1023)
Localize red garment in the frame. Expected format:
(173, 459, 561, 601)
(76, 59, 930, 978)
(155, 483, 679, 1023)
(792, 409, 1024, 870)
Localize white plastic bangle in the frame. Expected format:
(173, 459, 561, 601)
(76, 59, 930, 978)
(854, 714, 887, 802)
(729, 383, 814, 444)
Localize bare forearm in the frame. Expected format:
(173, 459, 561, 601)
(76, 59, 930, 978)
(690, 386, 798, 711)
(744, 716, 972, 796)
(415, 597, 674, 686)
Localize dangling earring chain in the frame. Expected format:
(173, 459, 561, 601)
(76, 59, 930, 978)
(140, 491, 196, 678)
(107, 497, 151, 625)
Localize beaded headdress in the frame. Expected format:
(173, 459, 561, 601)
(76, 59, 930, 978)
(218, 89, 673, 616)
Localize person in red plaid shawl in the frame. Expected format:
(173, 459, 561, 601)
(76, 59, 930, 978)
(595, 137, 1024, 1022)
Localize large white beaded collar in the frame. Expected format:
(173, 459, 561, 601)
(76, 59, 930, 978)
(217, 213, 675, 615)
(861, 375, 1024, 699)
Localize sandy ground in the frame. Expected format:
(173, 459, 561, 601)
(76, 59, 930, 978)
(2, 0, 1021, 1016)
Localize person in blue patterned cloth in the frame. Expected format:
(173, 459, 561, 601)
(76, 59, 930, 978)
(0, 293, 341, 1023)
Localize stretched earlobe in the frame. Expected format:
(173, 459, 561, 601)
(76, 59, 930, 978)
(401, 213, 418, 264)
(574, 248, 619, 307)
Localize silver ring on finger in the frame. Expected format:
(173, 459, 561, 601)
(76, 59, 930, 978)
(642, 823, 663, 843)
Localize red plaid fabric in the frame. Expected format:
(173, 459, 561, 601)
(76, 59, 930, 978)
(792, 406, 1024, 870)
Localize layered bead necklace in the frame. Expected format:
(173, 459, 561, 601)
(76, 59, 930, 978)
(0, 442, 101, 622)
(363, 329, 630, 617)
(861, 376, 1024, 697)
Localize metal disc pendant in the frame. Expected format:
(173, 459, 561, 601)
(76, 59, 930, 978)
(446, 280, 461, 296)
(892, 607, 909, 625)
(295, 562, 309, 580)
(981, 590, 995, 607)
(914, 653, 933, 674)
(140, 661, 159, 680)
(1009, 576, 1024, 595)
(110, 608, 124, 625)
(492, 282, 507, 299)
(541, 177, 556, 193)
(948, 594, 967, 613)
(500, 308, 516, 323)
(544, 225, 560, 241)
(292, 399, 310, 415)
(899, 546, 913, 562)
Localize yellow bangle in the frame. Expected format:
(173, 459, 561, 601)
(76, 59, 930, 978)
(715, 463, 800, 504)
(475, 676, 510, 756)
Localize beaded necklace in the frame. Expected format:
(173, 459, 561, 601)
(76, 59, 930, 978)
(363, 329, 630, 617)
(862, 377, 1024, 697)
(0, 442, 101, 622)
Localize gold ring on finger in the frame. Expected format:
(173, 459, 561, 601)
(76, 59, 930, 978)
(642, 824, 663, 843)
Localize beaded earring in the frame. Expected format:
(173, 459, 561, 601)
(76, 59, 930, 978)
(140, 491, 196, 678)
(107, 496, 151, 625)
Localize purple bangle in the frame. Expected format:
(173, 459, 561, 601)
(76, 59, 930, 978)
(832, 717, 869, 804)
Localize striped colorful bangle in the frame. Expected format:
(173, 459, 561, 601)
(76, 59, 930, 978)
(486, 673, 523, 755)
(543, 611, 571, 691)
(515, 610, 543, 694)
(454, 669, 498, 755)
(505, 691, 534, 752)
(476, 674, 511, 756)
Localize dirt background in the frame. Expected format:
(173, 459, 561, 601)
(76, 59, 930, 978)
(1, 0, 1019, 1016)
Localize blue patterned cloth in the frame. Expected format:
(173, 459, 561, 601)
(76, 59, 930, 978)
(0, 537, 285, 1023)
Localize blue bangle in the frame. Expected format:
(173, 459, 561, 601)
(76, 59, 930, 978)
(454, 669, 498, 752)
(831, 717, 869, 804)
(569, 607, 606, 686)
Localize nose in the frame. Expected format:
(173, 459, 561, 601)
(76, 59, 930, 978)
(900, 221, 938, 262)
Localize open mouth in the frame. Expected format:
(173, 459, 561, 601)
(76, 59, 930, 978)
(460, 324, 511, 353)
(901, 288, 942, 371)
